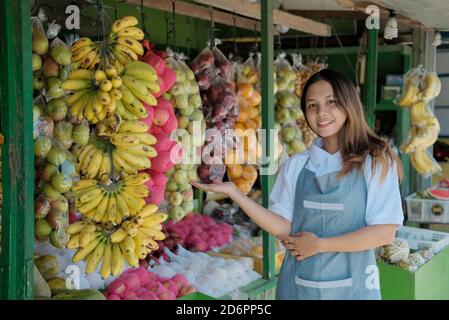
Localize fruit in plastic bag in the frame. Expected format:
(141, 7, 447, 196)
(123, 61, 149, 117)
(47, 99, 68, 121)
(42, 57, 60, 78)
(51, 38, 72, 66)
(32, 20, 49, 55)
(32, 54, 42, 72)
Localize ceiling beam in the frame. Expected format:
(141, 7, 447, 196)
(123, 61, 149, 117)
(126, 0, 277, 34)
(191, 0, 332, 36)
(287, 10, 367, 21)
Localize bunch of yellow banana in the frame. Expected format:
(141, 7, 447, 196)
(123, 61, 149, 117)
(108, 204, 168, 272)
(62, 66, 123, 123)
(402, 102, 440, 153)
(71, 37, 100, 70)
(109, 16, 145, 66)
(75, 134, 111, 179)
(401, 120, 440, 153)
(397, 77, 420, 108)
(111, 121, 158, 174)
(71, 172, 150, 225)
(66, 204, 167, 278)
(410, 149, 442, 176)
(420, 72, 441, 102)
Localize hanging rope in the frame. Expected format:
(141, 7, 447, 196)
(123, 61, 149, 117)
(139, 0, 150, 39)
(171, 0, 176, 50)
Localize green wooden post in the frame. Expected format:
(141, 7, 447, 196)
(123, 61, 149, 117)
(0, 0, 35, 300)
(397, 53, 411, 197)
(260, 0, 276, 280)
(364, 28, 378, 128)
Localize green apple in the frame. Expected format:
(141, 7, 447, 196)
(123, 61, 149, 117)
(46, 147, 67, 165)
(179, 104, 194, 117)
(41, 163, 57, 182)
(34, 136, 52, 157)
(173, 169, 188, 185)
(43, 183, 61, 202)
(281, 127, 296, 143)
(51, 172, 72, 193)
(181, 201, 194, 214)
(35, 219, 53, 238)
(177, 116, 190, 129)
(32, 53, 42, 72)
(47, 99, 68, 121)
(166, 181, 178, 192)
(168, 206, 185, 222)
(51, 196, 69, 213)
(169, 192, 183, 206)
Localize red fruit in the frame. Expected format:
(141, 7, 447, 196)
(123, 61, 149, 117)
(171, 274, 188, 290)
(134, 267, 152, 286)
(123, 291, 139, 300)
(162, 280, 179, 296)
(151, 151, 174, 173)
(108, 294, 121, 300)
(179, 285, 197, 297)
(157, 97, 173, 110)
(162, 114, 178, 134)
(153, 76, 166, 98)
(107, 281, 128, 298)
(153, 133, 175, 153)
(158, 291, 177, 300)
(153, 106, 171, 127)
(150, 170, 167, 188)
(150, 282, 168, 296)
(144, 52, 166, 75)
(137, 290, 158, 300)
(141, 103, 155, 129)
(120, 273, 141, 291)
(161, 67, 177, 92)
(146, 184, 165, 205)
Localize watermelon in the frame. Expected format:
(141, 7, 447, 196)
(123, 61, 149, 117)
(427, 188, 449, 200)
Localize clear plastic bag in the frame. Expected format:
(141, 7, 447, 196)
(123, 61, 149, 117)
(50, 38, 71, 66)
(32, 16, 49, 55)
(409, 148, 442, 178)
(46, 20, 61, 40)
(291, 53, 313, 98)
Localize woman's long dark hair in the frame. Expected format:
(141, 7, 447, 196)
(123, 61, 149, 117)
(300, 69, 403, 181)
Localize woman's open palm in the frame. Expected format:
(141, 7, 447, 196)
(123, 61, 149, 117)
(191, 181, 238, 197)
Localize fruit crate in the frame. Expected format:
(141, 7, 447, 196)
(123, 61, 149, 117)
(396, 226, 449, 252)
(405, 193, 449, 224)
(377, 245, 449, 299)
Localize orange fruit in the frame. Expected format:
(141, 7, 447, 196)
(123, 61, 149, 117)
(248, 106, 260, 118)
(234, 122, 246, 131)
(242, 165, 258, 181)
(237, 82, 254, 99)
(237, 95, 249, 109)
(247, 91, 261, 107)
(238, 108, 249, 122)
(227, 164, 243, 179)
(234, 178, 254, 194)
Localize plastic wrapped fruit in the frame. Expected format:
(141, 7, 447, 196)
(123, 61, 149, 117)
(191, 46, 238, 184)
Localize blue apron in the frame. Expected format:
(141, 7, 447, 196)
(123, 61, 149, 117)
(276, 158, 381, 300)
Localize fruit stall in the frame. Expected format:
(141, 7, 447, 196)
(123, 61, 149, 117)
(1, 0, 449, 301)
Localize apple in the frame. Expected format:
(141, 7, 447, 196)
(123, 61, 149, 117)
(35, 219, 53, 238)
(50, 172, 72, 193)
(172, 169, 188, 185)
(43, 183, 61, 202)
(34, 136, 52, 157)
(51, 196, 69, 213)
(169, 192, 183, 206)
(46, 147, 67, 166)
(34, 195, 51, 219)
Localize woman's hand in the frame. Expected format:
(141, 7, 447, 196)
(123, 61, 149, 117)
(191, 181, 239, 198)
(278, 232, 323, 261)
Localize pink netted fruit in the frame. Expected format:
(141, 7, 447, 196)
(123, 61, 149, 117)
(153, 132, 176, 153)
(141, 103, 155, 129)
(151, 151, 175, 173)
(145, 184, 165, 205)
(153, 106, 171, 127)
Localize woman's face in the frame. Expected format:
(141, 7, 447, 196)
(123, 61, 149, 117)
(304, 80, 347, 138)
